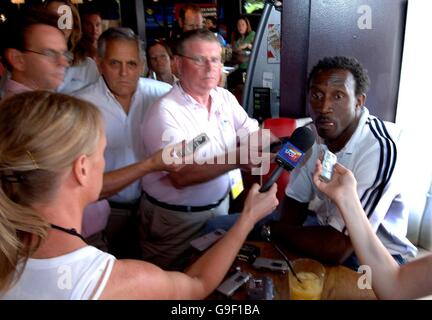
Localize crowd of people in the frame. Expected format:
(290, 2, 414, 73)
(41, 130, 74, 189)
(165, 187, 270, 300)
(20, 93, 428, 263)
(0, 2, 430, 301)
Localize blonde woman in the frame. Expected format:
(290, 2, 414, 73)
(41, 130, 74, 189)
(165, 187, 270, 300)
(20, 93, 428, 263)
(0, 91, 278, 299)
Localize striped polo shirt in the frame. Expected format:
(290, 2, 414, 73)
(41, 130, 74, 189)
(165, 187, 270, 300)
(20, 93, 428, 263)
(286, 107, 417, 258)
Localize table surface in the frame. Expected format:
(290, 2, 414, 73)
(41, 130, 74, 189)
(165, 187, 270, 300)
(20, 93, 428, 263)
(209, 241, 376, 300)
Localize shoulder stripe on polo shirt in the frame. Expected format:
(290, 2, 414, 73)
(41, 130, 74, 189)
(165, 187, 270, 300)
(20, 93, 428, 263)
(342, 116, 397, 234)
(361, 117, 397, 216)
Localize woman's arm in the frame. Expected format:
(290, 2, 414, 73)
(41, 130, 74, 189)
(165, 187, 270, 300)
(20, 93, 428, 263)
(100, 183, 279, 299)
(313, 160, 432, 299)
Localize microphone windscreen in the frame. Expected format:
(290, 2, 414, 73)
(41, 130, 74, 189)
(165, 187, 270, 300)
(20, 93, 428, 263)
(289, 126, 315, 153)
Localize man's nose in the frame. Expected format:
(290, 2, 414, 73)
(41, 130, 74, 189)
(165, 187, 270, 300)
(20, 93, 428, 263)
(204, 59, 213, 68)
(120, 64, 128, 76)
(319, 96, 333, 113)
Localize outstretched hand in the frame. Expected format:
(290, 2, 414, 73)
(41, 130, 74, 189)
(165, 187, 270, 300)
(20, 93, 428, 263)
(313, 160, 357, 203)
(242, 183, 279, 223)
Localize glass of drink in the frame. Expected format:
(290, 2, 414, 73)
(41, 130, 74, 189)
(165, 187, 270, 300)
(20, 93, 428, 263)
(288, 258, 326, 300)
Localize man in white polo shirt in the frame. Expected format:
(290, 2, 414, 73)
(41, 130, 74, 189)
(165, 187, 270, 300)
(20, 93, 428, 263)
(270, 56, 417, 269)
(74, 27, 172, 256)
(140, 29, 273, 269)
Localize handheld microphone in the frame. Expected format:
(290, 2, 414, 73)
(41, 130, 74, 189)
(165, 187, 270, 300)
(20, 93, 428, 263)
(259, 126, 315, 192)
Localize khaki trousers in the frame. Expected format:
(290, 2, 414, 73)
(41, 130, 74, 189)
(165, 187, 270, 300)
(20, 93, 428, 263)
(138, 195, 229, 270)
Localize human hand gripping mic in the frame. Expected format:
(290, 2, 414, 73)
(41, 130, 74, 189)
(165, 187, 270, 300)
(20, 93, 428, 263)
(259, 127, 315, 192)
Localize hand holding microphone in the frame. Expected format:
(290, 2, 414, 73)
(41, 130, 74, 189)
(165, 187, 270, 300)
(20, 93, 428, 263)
(259, 127, 315, 192)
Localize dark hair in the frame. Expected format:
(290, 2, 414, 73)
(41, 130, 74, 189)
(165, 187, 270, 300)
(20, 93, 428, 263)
(0, 8, 60, 71)
(174, 28, 219, 56)
(308, 56, 370, 96)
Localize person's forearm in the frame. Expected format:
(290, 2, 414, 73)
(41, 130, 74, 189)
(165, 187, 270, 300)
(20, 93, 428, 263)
(185, 212, 254, 298)
(100, 158, 155, 198)
(336, 195, 402, 299)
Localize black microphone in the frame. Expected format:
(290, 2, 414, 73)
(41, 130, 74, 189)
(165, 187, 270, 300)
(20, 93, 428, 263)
(259, 126, 315, 192)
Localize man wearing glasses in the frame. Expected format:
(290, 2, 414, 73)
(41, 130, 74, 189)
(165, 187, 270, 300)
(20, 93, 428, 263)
(140, 29, 271, 270)
(0, 9, 71, 98)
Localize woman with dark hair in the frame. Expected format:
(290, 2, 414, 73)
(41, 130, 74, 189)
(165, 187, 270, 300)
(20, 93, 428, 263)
(228, 16, 256, 91)
(231, 16, 255, 70)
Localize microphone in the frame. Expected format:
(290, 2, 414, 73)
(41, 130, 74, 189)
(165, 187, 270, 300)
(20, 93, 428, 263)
(259, 126, 315, 192)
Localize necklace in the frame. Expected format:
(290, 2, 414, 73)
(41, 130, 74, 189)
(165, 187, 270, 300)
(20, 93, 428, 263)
(50, 224, 86, 242)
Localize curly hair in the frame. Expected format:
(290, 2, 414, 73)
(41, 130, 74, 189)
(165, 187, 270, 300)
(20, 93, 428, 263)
(308, 56, 370, 96)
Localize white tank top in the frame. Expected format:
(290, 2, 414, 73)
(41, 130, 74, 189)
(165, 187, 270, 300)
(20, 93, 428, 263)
(1, 246, 115, 300)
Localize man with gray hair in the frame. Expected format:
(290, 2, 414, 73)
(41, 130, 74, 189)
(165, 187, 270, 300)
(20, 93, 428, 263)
(74, 27, 172, 256)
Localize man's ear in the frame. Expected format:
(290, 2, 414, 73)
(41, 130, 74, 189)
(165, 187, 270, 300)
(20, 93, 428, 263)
(72, 154, 90, 187)
(178, 18, 184, 29)
(4, 48, 26, 72)
(356, 94, 366, 108)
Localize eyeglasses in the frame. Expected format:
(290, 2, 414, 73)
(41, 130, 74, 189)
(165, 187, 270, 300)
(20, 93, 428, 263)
(177, 53, 221, 67)
(23, 48, 74, 64)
